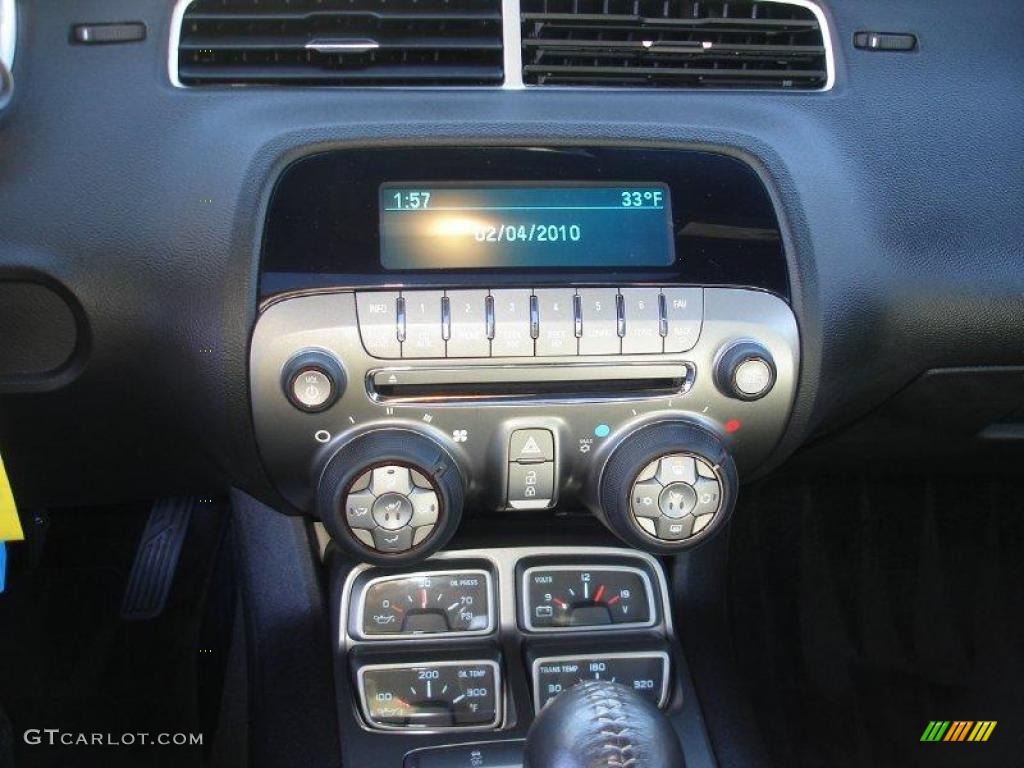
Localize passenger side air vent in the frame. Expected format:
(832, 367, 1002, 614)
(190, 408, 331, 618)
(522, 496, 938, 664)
(176, 0, 504, 86)
(521, 0, 829, 89)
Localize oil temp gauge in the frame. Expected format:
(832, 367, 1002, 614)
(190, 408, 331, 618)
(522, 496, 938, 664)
(358, 660, 501, 730)
(522, 565, 656, 631)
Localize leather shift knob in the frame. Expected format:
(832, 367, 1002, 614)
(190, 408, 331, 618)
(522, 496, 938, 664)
(523, 680, 685, 768)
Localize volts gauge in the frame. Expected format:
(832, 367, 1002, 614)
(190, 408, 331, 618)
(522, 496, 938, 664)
(522, 565, 656, 631)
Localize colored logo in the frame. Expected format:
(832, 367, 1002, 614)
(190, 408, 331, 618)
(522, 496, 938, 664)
(920, 721, 997, 742)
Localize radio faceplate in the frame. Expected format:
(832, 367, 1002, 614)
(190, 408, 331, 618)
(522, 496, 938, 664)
(250, 286, 798, 519)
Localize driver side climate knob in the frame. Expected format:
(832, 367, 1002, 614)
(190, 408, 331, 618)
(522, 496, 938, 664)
(596, 420, 737, 554)
(317, 429, 464, 565)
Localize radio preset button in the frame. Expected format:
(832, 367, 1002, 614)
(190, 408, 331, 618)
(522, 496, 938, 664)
(662, 288, 703, 353)
(577, 288, 621, 355)
(621, 288, 663, 354)
(356, 291, 402, 358)
(534, 289, 577, 356)
(490, 289, 533, 357)
(445, 289, 490, 357)
(401, 290, 445, 359)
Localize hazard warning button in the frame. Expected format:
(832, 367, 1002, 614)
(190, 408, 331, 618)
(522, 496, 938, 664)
(509, 429, 554, 463)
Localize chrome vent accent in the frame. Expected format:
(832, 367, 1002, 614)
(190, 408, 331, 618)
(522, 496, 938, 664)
(175, 0, 504, 86)
(520, 0, 830, 89)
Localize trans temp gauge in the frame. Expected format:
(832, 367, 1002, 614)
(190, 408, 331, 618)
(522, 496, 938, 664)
(358, 660, 501, 730)
(358, 570, 494, 638)
(532, 652, 670, 711)
(522, 565, 656, 631)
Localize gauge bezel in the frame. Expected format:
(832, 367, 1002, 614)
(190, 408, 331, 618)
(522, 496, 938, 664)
(356, 658, 503, 732)
(352, 568, 496, 641)
(519, 564, 658, 633)
(530, 650, 671, 713)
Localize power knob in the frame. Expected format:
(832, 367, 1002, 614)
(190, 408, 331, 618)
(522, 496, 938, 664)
(317, 429, 464, 565)
(714, 341, 776, 401)
(282, 349, 345, 412)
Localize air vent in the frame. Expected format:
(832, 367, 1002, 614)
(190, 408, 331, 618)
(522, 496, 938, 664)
(521, 0, 830, 89)
(175, 0, 504, 86)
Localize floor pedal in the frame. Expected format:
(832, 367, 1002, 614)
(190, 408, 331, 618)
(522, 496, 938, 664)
(120, 497, 194, 620)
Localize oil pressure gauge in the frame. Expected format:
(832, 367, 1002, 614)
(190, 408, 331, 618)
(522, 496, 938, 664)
(356, 569, 494, 638)
(521, 565, 656, 632)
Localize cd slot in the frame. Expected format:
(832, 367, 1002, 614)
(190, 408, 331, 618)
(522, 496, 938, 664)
(368, 364, 693, 404)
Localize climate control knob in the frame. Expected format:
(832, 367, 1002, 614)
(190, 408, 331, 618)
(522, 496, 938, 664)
(714, 341, 776, 401)
(317, 429, 464, 565)
(595, 421, 737, 553)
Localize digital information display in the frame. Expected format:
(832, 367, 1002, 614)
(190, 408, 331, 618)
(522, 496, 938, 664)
(379, 183, 675, 270)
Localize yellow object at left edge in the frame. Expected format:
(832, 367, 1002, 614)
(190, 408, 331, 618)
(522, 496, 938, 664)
(0, 452, 23, 541)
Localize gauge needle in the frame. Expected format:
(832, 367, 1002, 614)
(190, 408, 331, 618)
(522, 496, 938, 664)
(554, 598, 568, 609)
(593, 584, 606, 603)
(420, 588, 428, 609)
(607, 595, 620, 606)
(393, 604, 405, 614)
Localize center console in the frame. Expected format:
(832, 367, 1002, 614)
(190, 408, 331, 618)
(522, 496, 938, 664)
(249, 145, 799, 764)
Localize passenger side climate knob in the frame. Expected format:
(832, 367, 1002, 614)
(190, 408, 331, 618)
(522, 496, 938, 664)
(714, 341, 776, 401)
(317, 429, 464, 565)
(595, 421, 737, 554)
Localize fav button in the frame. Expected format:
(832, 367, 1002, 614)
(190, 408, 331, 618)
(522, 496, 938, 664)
(662, 288, 703, 353)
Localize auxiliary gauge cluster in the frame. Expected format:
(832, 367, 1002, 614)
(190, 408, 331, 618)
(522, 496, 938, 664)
(332, 546, 680, 762)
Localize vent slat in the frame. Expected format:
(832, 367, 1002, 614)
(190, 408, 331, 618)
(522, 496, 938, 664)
(179, 63, 504, 84)
(178, 0, 504, 86)
(181, 36, 503, 52)
(186, 10, 502, 23)
(521, 0, 828, 89)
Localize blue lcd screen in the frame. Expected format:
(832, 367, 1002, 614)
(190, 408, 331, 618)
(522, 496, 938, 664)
(379, 183, 675, 270)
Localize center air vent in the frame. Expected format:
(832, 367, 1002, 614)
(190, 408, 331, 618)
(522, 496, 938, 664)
(520, 0, 829, 89)
(176, 0, 504, 86)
